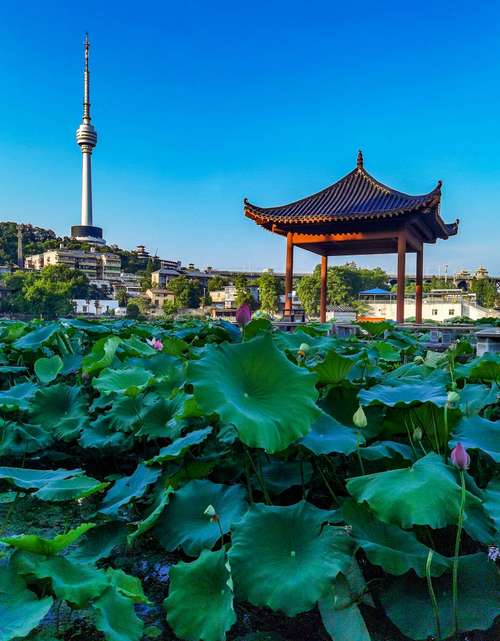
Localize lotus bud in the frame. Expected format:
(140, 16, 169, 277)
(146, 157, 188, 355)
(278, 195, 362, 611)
(413, 426, 423, 441)
(414, 355, 425, 365)
(450, 442, 470, 470)
(353, 406, 367, 429)
(204, 504, 217, 517)
(447, 390, 460, 405)
(235, 303, 252, 327)
(297, 342, 310, 358)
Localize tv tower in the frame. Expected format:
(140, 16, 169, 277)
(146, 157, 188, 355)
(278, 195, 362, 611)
(71, 34, 105, 245)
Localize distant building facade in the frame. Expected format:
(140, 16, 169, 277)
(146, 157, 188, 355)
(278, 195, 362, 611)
(25, 248, 121, 281)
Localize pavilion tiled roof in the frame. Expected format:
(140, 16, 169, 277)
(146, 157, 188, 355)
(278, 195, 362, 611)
(244, 152, 458, 238)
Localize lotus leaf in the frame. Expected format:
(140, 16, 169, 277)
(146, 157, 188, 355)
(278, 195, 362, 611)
(0, 522, 95, 555)
(99, 463, 161, 516)
(128, 487, 175, 545)
(93, 366, 153, 396)
(0, 382, 38, 411)
(449, 415, 500, 462)
(12, 323, 59, 350)
(359, 381, 448, 407)
(106, 568, 149, 603)
(229, 501, 354, 616)
(82, 336, 122, 374)
(149, 427, 212, 463)
(313, 351, 356, 385)
(483, 478, 500, 535)
(93, 587, 144, 641)
(33, 475, 109, 501)
(346, 453, 481, 529)
(0, 465, 82, 490)
(318, 575, 371, 641)
(187, 334, 320, 452)
(71, 521, 128, 562)
(0, 565, 53, 641)
(155, 479, 247, 556)
(164, 549, 236, 641)
(455, 352, 500, 382)
(0, 420, 53, 456)
(30, 384, 88, 440)
(34, 354, 63, 384)
(300, 410, 362, 455)
(381, 553, 500, 639)
(135, 395, 184, 439)
(32, 556, 109, 607)
(358, 440, 414, 461)
(341, 500, 449, 576)
(256, 459, 313, 494)
(458, 383, 498, 415)
(119, 335, 157, 357)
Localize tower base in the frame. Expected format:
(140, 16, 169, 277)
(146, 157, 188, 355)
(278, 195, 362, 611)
(71, 225, 106, 246)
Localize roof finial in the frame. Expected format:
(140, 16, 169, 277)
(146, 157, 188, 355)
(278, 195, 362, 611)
(83, 33, 90, 122)
(357, 149, 364, 169)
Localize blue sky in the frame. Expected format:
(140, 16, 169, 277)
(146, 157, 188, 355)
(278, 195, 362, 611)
(1, 1, 499, 274)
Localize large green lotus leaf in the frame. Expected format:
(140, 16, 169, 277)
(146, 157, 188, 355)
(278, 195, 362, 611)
(149, 427, 212, 464)
(313, 351, 356, 385)
(164, 549, 236, 641)
(0, 565, 53, 641)
(0, 522, 95, 555)
(372, 340, 401, 362)
(93, 367, 153, 396)
(229, 501, 354, 616)
(358, 320, 394, 337)
(107, 393, 156, 432)
(82, 336, 122, 375)
(71, 521, 128, 563)
(358, 440, 414, 462)
(320, 386, 385, 440)
(318, 576, 371, 641)
(0, 382, 38, 411)
(0, 420, 53, 457)
(483, 478, 500, 535)
(29, 384, 88, 440)
(61, 317, 112, 334)
(135, 395, 184, 439)
(128, 487, 175, 545)
(341, 500, 449, 577)
(155, 479, 247, 556)
(381, 553, 500, 639)
(99, 463, 161, 516)
(187, 334, 320, 453)
(61, 353, 83, 375)
(12, 323, 59, 350)
(455, 352, 500, 382)
(34, 355, 63, 384)
(300, 410, 362, 455)
(79, 416, 132, 451)
(380, 403, 461, 446)
(33, 556, 109, 607)
(93, 587, 144, 641)
(0, 320, 27, 343)
(449, 415, 500, 463)
(272, 330, 335, 354)
(459, 383, 498, 415)
(256, 460, 313, 494)
(242, 317, 272, 341)
(0, 465, 82, 490)
(119, 335, 157, 357)
(358, 381, 448, 407)
(33, 475, 109, 501)
(346, 453, 481, 529)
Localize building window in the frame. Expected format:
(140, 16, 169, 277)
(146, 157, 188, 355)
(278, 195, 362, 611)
(82, 305, 87, 313)
(432, 309, 438, 316)
(448, 308, 455, 316)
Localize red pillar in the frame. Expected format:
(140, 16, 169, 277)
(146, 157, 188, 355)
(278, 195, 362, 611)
(415, 246, 423, 324)
(320, 255, 328, 322)
(284, 232, 294, 317)
(396, 233, 406, 323)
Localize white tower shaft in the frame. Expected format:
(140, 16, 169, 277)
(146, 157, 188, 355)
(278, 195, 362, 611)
(81, 151, 93, 226)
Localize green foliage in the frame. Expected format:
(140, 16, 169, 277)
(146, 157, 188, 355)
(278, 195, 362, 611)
(207, 275, 229, 291)
(234, 273, 255, 309)
(470, 277, 497, 308)
(0, 317, 497, 641)
(257, 271, 280, 314)
(168, 275, 201, 308)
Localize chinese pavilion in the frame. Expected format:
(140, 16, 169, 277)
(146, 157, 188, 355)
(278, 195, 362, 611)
(244, 152, 459, 323)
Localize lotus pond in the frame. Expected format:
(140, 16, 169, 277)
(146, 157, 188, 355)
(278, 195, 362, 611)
(0, 317, 498, 641)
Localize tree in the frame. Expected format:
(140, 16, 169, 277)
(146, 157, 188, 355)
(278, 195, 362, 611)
(257, 272, 280, 314)
(168, 276, 201, 308)
(208, 275, 229, 292)
(163, 300, 179, 318)
(234, 274, 255, 309)
(115, 288, 128, 307)
(471, 278, 497, 308)
(295, 273, 320, 317)
(126, 303, 140, 318)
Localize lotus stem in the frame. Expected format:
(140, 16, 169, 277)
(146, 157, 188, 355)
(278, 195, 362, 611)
(316, 462, 338, 506)
(356, 430, 365, 475)
(425, 550, 441, 641)
(452, 470, 466, 639)
(244, 447, 271, 505)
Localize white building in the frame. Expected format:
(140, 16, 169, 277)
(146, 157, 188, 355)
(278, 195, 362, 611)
(73, 299, 121, 316)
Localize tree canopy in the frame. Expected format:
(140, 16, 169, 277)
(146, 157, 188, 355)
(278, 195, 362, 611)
(168, 276, 201, 309)
(257, 272, 280, 314)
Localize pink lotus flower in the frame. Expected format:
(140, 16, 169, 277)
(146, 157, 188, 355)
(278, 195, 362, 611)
(450, 442, 470, 470)
(236, 303, 252, 327)
(147, 337, 164, 351)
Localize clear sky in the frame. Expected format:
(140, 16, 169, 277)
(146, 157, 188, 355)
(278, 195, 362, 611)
(1, 1, 499, 275)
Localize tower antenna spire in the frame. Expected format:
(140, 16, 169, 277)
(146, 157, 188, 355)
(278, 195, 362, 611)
(83, 33, 91, 122)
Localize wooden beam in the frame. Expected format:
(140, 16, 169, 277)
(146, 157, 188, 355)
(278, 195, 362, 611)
(415, 246, 423, 324)
(284, 232, 294, 317)
(292, 231, 399, 244)
(396, 233, 406, 323)
(320, 255, 328, 323)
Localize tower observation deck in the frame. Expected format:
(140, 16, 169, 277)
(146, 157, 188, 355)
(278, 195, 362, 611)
(71, 34, 105, 245)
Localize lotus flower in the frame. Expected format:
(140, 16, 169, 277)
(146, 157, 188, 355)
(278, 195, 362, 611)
(236, 303, 252, 327)
(353, 406, 368, 429)
(147, 337, 164, 351)
(450, 442, 470, 470)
